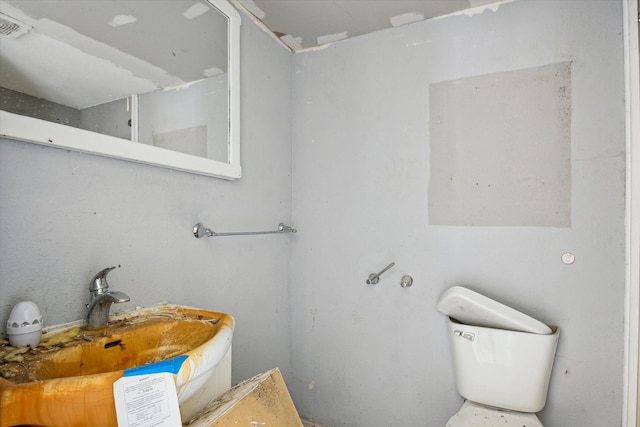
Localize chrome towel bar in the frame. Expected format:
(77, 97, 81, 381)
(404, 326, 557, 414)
(193, 222, 297, 238)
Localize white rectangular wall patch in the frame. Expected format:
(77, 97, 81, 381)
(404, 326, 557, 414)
(428, 62, 572, 227)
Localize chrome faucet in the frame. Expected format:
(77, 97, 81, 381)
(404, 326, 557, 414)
(86, 266, 130, 329)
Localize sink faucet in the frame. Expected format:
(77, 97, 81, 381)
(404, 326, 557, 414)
(86, 266, 130, 329)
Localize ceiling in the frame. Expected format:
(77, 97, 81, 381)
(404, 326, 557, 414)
(0, 0, 502, 110)
(235, 0, 502, 51)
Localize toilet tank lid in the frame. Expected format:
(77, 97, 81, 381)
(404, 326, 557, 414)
(437, 286, 552, 334)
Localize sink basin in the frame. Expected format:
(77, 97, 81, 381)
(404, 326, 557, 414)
(0, 304, 234, 427)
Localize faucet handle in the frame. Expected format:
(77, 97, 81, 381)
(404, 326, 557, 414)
(89, 266, 116, 294)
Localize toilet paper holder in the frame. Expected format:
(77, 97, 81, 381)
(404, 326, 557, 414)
(366, 262, 395, 285)
(366, 262, 413, 288)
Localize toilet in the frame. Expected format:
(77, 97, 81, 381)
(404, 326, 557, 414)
(437, 286, 560, 426)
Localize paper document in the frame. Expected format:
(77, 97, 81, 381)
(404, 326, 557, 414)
(113, 372, 182, 427)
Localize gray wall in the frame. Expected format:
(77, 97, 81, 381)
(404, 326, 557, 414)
(0, 12, 293, 385)
(0, 86, 80, 127)
(0, 1, 628, 426)
(80, 97, 131, 140)
(289, 1, 625, 426)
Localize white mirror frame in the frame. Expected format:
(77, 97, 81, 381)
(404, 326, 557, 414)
(0, 0, 241, 180)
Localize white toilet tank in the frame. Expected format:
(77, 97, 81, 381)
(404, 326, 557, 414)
(446, 317, 559, 412)
(438, 286, 559, 413)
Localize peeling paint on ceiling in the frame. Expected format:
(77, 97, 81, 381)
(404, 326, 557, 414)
(107, 14, 137, 28)
(183, 2, 211, 20)
(390, 12, 425, 28)
(235, 0, 503, 51)
(316, 31, 347, 46)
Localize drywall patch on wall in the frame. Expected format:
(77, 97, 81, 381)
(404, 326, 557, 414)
(428, 61, 572, 227)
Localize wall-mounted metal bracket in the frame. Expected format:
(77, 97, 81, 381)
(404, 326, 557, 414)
(366, 262, 395, 285)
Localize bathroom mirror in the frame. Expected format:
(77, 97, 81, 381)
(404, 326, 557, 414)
(0, 0, 241, 179)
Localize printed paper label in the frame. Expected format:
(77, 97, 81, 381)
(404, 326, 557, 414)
(113, 372, 182, 426)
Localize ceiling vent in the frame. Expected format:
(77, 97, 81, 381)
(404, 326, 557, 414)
(0, 13, 32, 39)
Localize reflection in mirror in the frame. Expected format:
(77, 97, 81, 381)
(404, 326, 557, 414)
(0, 0, 240, 178)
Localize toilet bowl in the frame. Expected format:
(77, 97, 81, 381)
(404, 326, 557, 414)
(437, 286, 559, 427)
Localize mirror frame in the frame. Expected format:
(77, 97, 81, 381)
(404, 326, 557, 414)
(0, 0, 241, 180)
